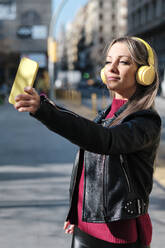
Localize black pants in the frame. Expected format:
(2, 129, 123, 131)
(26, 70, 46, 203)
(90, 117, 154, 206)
(71, 227, 149, 248)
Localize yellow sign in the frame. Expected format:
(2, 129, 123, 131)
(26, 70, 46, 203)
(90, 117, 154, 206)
(47, 37, 58, 63)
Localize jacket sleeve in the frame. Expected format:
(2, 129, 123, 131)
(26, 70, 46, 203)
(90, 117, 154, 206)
(31, 97, 161, 155)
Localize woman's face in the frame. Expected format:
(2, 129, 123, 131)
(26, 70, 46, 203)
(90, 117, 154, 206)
(104, 42, 138, 99)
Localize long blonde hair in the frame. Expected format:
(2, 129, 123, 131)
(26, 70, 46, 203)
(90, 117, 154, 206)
(106, 37, 160, 126)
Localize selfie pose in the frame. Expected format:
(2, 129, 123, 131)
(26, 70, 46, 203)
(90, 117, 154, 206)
(15, 37, 161, 248)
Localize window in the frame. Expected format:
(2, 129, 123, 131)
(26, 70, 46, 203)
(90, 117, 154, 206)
(99, 37, 104, 44)
(99, 13, 103, 20)
(144, 4, 149, 24)
(0, 0, 16, 20)
(99, 1, 103, 8)
(112, 0, 116, 9)
(163, 0, 165, 12)
(112, 13, 115, 20)
(136, 9, 141, 27)
(112, 25, 116, 35)
(99, 25, 103, 32)
(131, 13, 135, 29)
(150, 0, 156, 18)
(21, 10, 41, 26)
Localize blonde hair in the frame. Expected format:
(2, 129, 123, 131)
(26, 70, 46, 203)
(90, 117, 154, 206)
(106, 36, 160, 126)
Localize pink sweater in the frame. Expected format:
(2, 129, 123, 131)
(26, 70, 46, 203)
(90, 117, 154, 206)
(77, 98, 152, 245)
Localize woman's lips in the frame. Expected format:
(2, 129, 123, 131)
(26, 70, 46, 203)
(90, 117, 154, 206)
(107, 76, 120, 81)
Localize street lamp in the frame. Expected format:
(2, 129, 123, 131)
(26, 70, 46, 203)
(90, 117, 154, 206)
(48, 0, 69, 100)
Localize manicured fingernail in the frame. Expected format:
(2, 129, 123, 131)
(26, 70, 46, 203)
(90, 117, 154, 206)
(24, 86, 31, 90)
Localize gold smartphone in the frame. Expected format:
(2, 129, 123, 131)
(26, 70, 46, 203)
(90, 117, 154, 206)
(9, 57, 39, 104)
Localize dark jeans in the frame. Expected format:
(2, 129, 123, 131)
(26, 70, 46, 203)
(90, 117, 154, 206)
(71, 227, 149, 248)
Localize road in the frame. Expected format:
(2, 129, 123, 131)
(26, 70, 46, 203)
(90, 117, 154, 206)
(0, 102, 75, 248)
(0, 97, 165, 248)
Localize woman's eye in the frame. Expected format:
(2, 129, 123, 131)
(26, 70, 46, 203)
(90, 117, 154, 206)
(105, 61, 111, 65)
(120, 61, 129, 65)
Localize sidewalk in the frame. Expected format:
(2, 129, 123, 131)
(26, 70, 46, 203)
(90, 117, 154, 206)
(57, 96, 165, 188)
(154, 97, 165, 188)
(0, 98, 164, 248)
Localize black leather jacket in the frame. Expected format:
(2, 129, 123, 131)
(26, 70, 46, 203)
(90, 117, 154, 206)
(32, 96, 161, 223)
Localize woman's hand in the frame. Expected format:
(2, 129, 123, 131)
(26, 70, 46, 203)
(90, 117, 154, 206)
(14, 87, 40, 114)
(64, 221, 75, 234)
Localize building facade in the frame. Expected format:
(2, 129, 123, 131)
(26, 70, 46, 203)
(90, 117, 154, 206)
(66, 6, 86, 71)
(58, 0, 127, 80)
(0, 0, 51, 87)
(127, 0, 165, 82)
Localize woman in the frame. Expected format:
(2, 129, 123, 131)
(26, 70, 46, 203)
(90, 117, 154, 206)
(14, 37, 161, 248)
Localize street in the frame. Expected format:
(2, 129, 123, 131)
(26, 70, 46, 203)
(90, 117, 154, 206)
(0, 98, 165, 248)
(0, 102, 75, 247)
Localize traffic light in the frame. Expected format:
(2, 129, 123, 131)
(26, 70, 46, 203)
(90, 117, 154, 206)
(47, 37, 58, 63)
(83, 72, 90, 79)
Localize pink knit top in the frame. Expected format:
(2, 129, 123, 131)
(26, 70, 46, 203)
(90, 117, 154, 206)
(77, 98, 152, 246)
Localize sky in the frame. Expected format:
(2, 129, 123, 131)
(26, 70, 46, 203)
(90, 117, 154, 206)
(52, 0, 88, 36)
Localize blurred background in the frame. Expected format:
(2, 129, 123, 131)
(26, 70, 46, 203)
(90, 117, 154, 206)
(0, 0, 165, 106)
(0, 1, 165, 248)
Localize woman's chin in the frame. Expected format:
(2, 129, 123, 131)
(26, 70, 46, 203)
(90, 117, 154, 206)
(106, 84, 118, 91)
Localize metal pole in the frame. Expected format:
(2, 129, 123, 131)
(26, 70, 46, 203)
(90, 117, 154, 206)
(48, 0, 69, 100)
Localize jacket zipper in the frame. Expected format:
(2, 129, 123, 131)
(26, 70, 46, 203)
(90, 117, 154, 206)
(41, 97, 79, 118)
(56, 106, 79, 117)
(120, 154, 131, 193)
(102, 155, 107, 215)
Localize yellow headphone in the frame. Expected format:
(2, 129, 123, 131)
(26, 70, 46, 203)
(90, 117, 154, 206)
(100, 37, 155, 86)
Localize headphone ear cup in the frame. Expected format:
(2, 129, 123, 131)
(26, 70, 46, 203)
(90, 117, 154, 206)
(100, 68, 107, 84)
(136, 65, 155, 86)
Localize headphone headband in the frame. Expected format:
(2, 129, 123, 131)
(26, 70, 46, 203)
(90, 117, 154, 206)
(132, 37, 154, 67)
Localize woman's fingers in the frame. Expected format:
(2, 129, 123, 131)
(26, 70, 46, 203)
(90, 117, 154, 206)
(63, 221, 75, 234)
(14, 87, 40, 114)
(24, 86, 37, 96)
(15, 94, 31, 102)
(15, 87, 36, 101)
(65, 224, 75, 234)
(15, 98, 38, 111)
(15, 106, 36, 113)
(64, 221, 70, 230)
(68, 225, 75, 234)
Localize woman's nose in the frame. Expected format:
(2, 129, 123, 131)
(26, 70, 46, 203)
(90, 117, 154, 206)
(108, 62, 118, 73)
